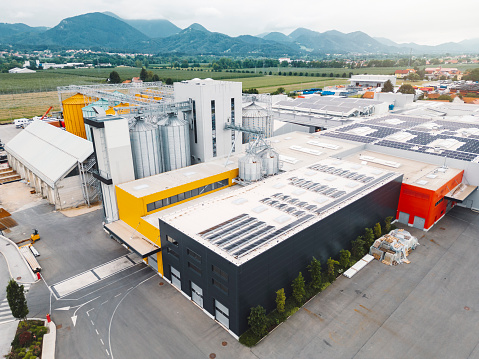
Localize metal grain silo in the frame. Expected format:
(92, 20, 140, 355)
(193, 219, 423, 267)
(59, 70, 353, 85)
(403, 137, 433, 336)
(158, 112, 191, 171)
(129, 117, 164, 179)
(242, 102, 272, 143)
(62, 93, 94, 139)
(238, 153, 263, 182)
(260, 147, 279, 176)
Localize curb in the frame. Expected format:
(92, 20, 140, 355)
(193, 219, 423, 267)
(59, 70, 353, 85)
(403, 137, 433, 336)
(42, 320, 56, 359)
(0, 234, 39, 283)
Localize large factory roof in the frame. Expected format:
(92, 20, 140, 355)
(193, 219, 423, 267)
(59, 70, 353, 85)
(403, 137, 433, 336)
(343, 150, 463, 192)
(273, 96, 383, 117)
(160, 157, 400, 266)
(117, 131, 363, 198)
(5, 120, 93, 187)
(320, 113, 479, 163)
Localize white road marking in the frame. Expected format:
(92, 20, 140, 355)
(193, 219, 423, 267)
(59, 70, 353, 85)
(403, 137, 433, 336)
(101, 300, 108, 305)
(100, 339, 104, 345)
(91, 320, 95, 326)
(127, 287, 133, 291)
(86, 308, 94, 316)
(53, 271, 98, 297)
(108, 275, 156, 359)
(106, 349, 110, 356)
(114, 293, 121, 298)
(96, 329, 99, 335)
(94, 257, 135, 279)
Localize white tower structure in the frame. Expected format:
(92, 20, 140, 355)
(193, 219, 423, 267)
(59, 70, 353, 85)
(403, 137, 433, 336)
(85, 116, 135, 223)
(174, 79, 243, 164)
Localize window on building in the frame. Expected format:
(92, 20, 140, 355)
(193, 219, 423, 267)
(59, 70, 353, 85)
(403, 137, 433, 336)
(192, 100, 198, 144)
(188, 261, 202, 275)
(212, 265, 228, 281)
(231, 98, 236, 152)
(212, 278, 228, 294)
(166, 235, 178, 246)
(187, 248, 201, 262)
(211, 100, 217, 157)
(167, 247, 179, 258)
(435, 198, 444, 206)
(147, 203, 156, 212)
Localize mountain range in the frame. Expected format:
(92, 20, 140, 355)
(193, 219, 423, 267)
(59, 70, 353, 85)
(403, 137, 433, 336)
(0, 12, 477, 56)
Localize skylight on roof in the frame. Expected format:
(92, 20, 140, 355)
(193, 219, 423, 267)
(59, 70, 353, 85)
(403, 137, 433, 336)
(232, 198, 248, 205)
(426, 174, 437, 179)
(183, 171, 196, 176)
(382, 118, 405, 125)
(133, 184, 149, 190)
(292, 188, 306, 195)
(252, 205, 268, 213)
(416, 180, 429, 186)
(275, 215, 291, 224)
(273, 182, 287, 189)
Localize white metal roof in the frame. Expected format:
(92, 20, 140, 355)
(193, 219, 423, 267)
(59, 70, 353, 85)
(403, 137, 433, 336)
(5, 120, 93, 187)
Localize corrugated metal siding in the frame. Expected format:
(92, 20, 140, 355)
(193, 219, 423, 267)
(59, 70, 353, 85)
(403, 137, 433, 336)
(63, 93, 94, 139)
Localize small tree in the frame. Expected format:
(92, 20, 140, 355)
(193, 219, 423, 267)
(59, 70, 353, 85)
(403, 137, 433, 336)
(351, 235, 366, 259)
(327, 258, 339, 283)
(398, 84, 415, 94)
(275, 288, 286, 313)
(108, 71, 121, 84)
(339, 249, 351, 270)
(382, 80, 394, 93)
(165, 78, 173, 85)
(373, 223, 382, 239)
(152, 74, 160, 82)
(140, 67, 148, 81)
(307, 257, 322, 290)
(364, 228, 375, 248)
(291, 272, 306, 305)
(6, 279, 29, 321)
(248, 305, 268, 337)
(384, 216, 393, 233)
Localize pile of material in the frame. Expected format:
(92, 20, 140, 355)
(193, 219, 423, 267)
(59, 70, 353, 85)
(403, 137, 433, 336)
(369, 229, 419, 266)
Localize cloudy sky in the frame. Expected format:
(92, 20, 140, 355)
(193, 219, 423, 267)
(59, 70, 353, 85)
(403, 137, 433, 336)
(1, 0, 478, 45)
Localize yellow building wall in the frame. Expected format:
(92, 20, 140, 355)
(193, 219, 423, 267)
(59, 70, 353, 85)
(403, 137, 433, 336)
(62, 93, 94, 139)
(116, 167, 239, 276)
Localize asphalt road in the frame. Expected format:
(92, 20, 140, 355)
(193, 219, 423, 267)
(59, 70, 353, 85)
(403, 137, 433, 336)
(4, 173, 479, 359)
(0, 123, 21, 145)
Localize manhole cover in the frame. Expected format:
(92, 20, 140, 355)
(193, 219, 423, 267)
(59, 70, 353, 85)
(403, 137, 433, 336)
(56, 324, 62, 329)
(16, 277, 21, 280)
(465, 306, 470, 311)
(159, 282, 164, 286)
(209, 354, 216, 359)
(440, 227, 446, 230)
(222, 341, 227, 346)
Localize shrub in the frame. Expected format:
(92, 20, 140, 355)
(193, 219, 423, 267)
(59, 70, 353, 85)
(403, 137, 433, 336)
(291, 272, 306, 305)
(307, 257, 322, 290)
(384, 216, 393, 233)
(339, 249, 351, 270)
(327, 257, 340, 282)
(275, 288, 286, 313)
(18, 331, 32, 347)
(364, 228, 375, 248)
(373, 223, 382, 239)
(247, 305, 268, 337)
(351, 235, 366, 259)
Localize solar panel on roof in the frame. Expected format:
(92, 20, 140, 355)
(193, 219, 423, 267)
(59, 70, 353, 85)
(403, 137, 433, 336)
(207, 217, 256, 242)
(198, 214, 249, 237)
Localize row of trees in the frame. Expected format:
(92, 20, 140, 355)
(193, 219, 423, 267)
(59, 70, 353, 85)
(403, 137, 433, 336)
(108, 69, 173, 85)
(244, 216, 395, 344)
(382, 80, 416, 95)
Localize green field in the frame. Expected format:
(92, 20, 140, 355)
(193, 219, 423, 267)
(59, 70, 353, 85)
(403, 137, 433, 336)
(223, 76, 348, 93)
(0, 67, 260, 95)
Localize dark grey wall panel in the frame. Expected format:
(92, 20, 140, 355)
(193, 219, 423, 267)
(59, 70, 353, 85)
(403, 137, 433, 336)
(159, 175, 402, 336)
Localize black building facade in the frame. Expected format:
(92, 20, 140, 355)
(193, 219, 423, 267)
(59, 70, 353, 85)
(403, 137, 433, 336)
(159, 175, 403, 336)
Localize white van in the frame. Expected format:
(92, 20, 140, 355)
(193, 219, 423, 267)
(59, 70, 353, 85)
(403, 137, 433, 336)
(13, 118, 33, 128)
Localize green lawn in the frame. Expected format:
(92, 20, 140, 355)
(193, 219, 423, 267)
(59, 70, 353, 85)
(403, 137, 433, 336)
(223, 75, 348, 90)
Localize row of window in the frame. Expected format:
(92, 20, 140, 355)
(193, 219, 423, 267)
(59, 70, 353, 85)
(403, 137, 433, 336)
(147, 179, 229, 212)
(435, 197, 444, 207)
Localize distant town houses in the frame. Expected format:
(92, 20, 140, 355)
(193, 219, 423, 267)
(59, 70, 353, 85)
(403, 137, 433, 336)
(425, 67, 462, 80)
(394, 69, 416, 79)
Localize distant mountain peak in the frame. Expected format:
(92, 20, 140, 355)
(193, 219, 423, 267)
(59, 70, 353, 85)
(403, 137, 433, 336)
(185, 23, 209, 32)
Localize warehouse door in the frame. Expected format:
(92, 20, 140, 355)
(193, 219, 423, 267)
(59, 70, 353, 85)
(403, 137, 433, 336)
(413, 216, 426, 230)
(215, 299, 229, 329)
(148, 254, 158, 272)
(398, 211, 410, 225)
(191, 281, 203, 308)
(170, 266, 181, 290)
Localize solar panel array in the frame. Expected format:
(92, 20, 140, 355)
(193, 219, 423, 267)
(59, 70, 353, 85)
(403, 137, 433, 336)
(197, 212, 316, 259)
(320, 114, 479, 162)
(307, 164, 375, 183)
(321, 131, 377, 143)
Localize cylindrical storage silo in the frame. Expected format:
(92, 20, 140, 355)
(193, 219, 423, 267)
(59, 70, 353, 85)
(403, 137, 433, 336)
(242, 102, 272, 143)
(238, 153, 263, 182)
(158, 112, 191, 171)
(129, 117, 164, 179)
(260, 147, 280, 176)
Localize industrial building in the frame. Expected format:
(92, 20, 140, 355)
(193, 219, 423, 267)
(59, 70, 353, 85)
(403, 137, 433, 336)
(5, 120, 97, 209)
(349, 74, 396, 88)
(8, 78, 478, 339)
